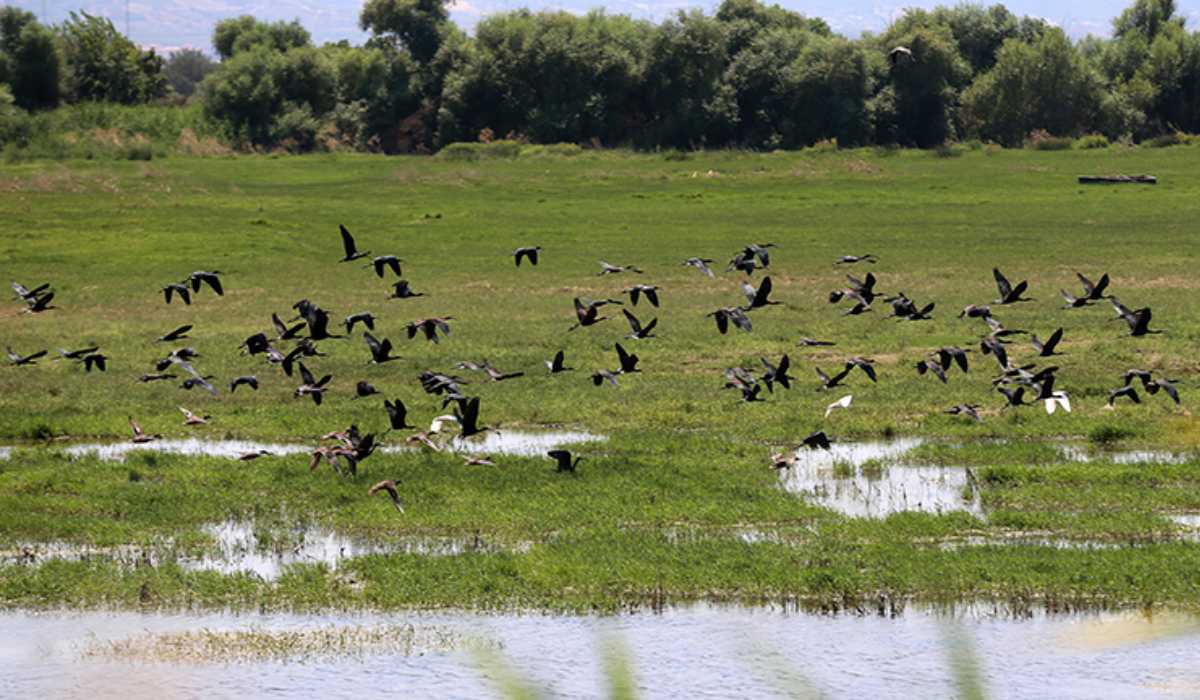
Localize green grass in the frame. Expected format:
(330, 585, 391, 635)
(1, 147, 1199, 612)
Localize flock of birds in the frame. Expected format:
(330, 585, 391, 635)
(6, 223, 1182, 511)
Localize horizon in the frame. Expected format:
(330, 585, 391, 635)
(7, 0, 1200, 55)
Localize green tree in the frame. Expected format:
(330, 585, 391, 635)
(873, 26, 970, 146)
(640, 10, 729, 148)
(961, 29, 1114, 145)
(164, 48, 216, 97)
(0, 8, 61, 109)
(360, 0, 451, 65)
(213, 16, 311, 60)
(59, 12, 166, 104)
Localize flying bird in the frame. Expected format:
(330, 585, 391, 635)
(548, 449, 582, 473)
(707, 307, 752, 334)
(624, 284, 660, 307)
(545, 350, 573, 374)
(364, 332, 400, 363)
(230, 375, 259, 392)
(384, 398, 415, 430)
(598, 261, 643, 275)
(682, 257, 716, 278)
(622, 308, 657, 340)
(6, 346, 47, 366)
(369, 255, 403, 278)
(128, 417, 161, 444)
(389, 280, 425, 300)
(158, 325, 193, 343)
(368, 480, 404, 512)
(513, 246, 541, 266)
(993, 268, 1032, 304)
(339, 224, 370, 262)
(825, 394, 853, 418)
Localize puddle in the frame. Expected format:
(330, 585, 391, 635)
(937, 534, 1200, 551)
(1, 605, 1198, 698)
(777, 439, 982, 519)
(2, 430, 605, 462)
(1167, 514, 1200, 529)
(2, 520, 531, 581)
(1058, 446, 1191, 465)
(382, 429, 605, 458)
(61, 439, 310, 461)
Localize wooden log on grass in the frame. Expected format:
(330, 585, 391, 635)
(1078, 175, 1157, 185)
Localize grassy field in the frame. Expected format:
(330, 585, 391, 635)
(1, 146, 1200, 612)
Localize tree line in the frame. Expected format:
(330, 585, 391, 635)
(1, 0, 1198, 152)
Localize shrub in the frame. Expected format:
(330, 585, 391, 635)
(1088, 424, 1136, 445)
(1144, 131, 1187, 148)
(1075, 133, 1109, 149)
(932, 142, 964, 158)
(436, 140, 523, 161)
(521, 143, 583, 157)
(1025, 129, 1073, 150)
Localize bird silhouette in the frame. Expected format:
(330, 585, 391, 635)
(339, 224, 370, 262)
(364, 332, 400, 363)
(384, 398, 415, 429)
(622, 308, 657, 339)
(513, 246, 541, 266)
(682, 257, 716, 278)
(624, 284, 660, 307)
(389, 280, 425, 300)
(368, 255, 403, 278)
(993, 268, 1032, 304)
(548, 449, 581, 473)
(158, 325, 193, 343)
(545, 350, 573, 374)
(7, 347, 47, 366)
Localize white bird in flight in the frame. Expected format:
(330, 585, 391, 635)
(825, 395, 853, 418)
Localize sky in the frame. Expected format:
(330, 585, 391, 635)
(10, 0, 1200, 53)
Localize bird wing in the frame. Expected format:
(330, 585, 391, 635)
(713, 311, 728, 334)
(755, 276, 772, 306)
(298, 362, 315, 386)
(993, 268, 1012, 298)
(340, 225, 357, 257)
(129, 418, 143, 437)
(622, 309, 642, 334)
(1075, 272, 1095, 296)
(1045, 328, 1063, 353)
(730, 309, 752, 332)
(740, 282, 756, 305)
(1093, 273, 1110, 297)
(205, 274, 223, 296)
(552, 350, 564, 370)
(364, 332, 382, 355)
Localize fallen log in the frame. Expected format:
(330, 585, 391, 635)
(1078, 175, 1157, 185)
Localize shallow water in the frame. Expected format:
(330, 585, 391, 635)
(777, 439, 983, 518)
(61, 439, 311, 461)
(1, 605, 1197, 699)
(0, 429, 604, 462)
(381, 429, 604, 458)
(2, 520, 530, 581)
(1058, 446, 1191, 465)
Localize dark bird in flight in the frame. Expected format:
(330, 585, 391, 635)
(369, 255, 403, 278)
(727, 252, 763, 276)
(836, 254, 877, 265)
(802, 430, 832, 450)
(1076, 271, 1110, 301)
(364, 332, 400, 363)
(162, 283, 191, 305)
(482, 361, 524, 382)
(513, 246, 541, 266)
(407, 317, 452, 343)
(385, 398, 415, 430)
(959, 304, 991, 319)
(1110, 297, 1160, 336)
(545, 350, 573, 374)
(624, 284, 660, 307)
(598, 261, 643, 275)
(682, 257, 716, 278)
(1107, 385, 1141, 407)
(742, 276, 781, 310)
(622, 308, 657, 340)
(1147, 378, 1181, 405)
(1030, 328, 1064, 357)
(6, 346, 46, 366)
(615, 342, 640, 374)
(760, 354, 793, 392)
(139, 373, 176, 383)
(741, 243, 775, 268)
(186, 271, 223, 296)
(294, 362, 332, 405)
(354, 380, 380, 399)
(816, 364, 853, 390)
(240, 332, 270, 356)
(453, 396, 488, 437)
(230, 375, 259, 392)
(570, 297, 610, 331)
(389, 280, 425, 300)
(946, 404, 983, 422)
(548, 449, 581, 473)
(797, 337, 836, 347)
(1059, 289, 1092, 308)
(997, 385, 1029, 408)
(158, 325, 193, 343)
(592, 369, 620, 387)
(993, 268, 1032, 304)
(82, 353, 108, 372)
(847, 357, 877, 383)
(57, 346, 99, 360)
(345, 312, 377, 334)
(915, 358, 948, 383)
(707, 307, 752, 334)
(11, 281, 50, 303)
(936, 346, 971, 373)
(339, 224, 370, 262)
